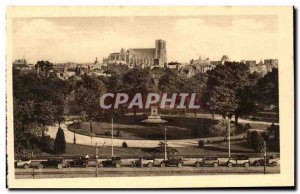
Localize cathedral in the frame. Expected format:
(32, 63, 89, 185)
(103, 39, 167, 68)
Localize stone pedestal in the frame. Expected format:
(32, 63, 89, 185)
(141, 107, 167, 124)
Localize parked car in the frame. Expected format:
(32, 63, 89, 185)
(160, 156, 184, 168)
(197, 157, 219, 167)
(37, 159, 70, 169)
(180, 158, 202, 167)
(268, 156, 279, 167)
(227, 156, 250, 167)
(253, 156, 279, 167)
(15, 158, 31, 169)
(98, 157, 122, 168)
(131, 156, 155, 168)
(69, 157, 89, 168)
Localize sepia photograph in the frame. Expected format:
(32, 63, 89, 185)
(6, 6, 294, 188)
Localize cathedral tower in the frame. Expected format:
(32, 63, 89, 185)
(155, 39, 167, 66)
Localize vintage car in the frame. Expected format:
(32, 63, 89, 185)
(37, 159, 70, 169)
(130, 156, 155, 168)
(160, 156, 184, 168)
(15, 158, 32, 169)
(253, 156, 279, 167)
(98, 157, 122, 168)
(226, 156, 250, 167)
(179, 158, 203, 167)
(197, 157, 219, 167)
(69, 157, 89, 168)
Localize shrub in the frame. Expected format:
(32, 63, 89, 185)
(266, 124, 280, 152)
(248, 131, 265, 152)
(244, 123, 251, 130)
(208, 119, 236, 138)
(122, 141, 128, 148)
(54, 127, 66, 154)
(261, 132, 270, 142)
(235, 123, 246, 134)
(104, 131, 110, 136)
(198, 140, 206, 148)
(273, 126, 280, 151)
(192, 128, 199, 137)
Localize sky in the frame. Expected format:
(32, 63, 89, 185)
(12, 16, 278, 64)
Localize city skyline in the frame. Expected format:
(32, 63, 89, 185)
(12, 16, 278, 64)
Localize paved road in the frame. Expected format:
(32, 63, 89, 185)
(15, 165, 280, 179)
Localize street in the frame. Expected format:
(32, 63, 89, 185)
(15, 166, 280, 179)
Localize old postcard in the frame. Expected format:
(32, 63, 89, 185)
(6, 6, 294, 188)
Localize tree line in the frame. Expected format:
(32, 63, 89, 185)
(13, 60, 279, 154)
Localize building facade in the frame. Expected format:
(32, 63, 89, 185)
(103, 39, 167, 68)
(241, 59, 278, 75)
(264, 59, 278, 72)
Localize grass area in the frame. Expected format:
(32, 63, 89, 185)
(68, 115, 218, 140)
(65, 143, 144, 158)
(68, 115, 271, 140)
(65, 138, 253, 158)
(246, 122, 271, 130)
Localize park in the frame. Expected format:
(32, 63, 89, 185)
(13, 61, 280, 162)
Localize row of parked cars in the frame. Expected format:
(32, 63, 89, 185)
(15, 155, 279, 169)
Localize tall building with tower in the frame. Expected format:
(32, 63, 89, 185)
(103, 39, 167, 68)
(154, 39, 167, 66)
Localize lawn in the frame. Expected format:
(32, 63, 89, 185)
(68, 115, 219, 140)
(65, 143, 144, 158)
(68, 114, 272, 140)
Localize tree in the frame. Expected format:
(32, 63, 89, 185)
(235, 89, 256, 123)
(248, 131, 264, 152)
(256, 68, 279, 112)
(74, 74, 105, 132)
(180, 73, 208, 115)
(206, 86, 238, 119)
(57, 117, 66, 127)
(208, 119, 236, 139)
(102, 72, 123, 93)
(158, 68, 184, 93)
(122, 141, 128, 148)
(53, 127, 66, 154)
(13, 99, 35, 134)
(273, 125, 280, 152)
(205, 62, 257, 123)
(34, 101, 57, 138)
(122, 68, 154, 115)
(234, 72, 261, 123)
(181, 73, 207, 94)
(123, 67, 154, 94)
(13, 70, 72, 145)
(35, 60, 53, 77)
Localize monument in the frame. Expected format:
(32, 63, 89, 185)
(141, 107, 167, 124)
